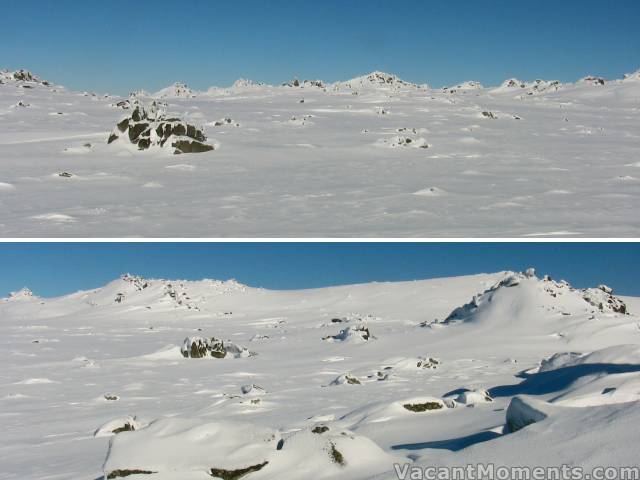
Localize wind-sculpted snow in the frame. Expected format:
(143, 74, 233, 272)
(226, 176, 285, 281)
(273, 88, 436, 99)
(1, 69, 639, 236)
(1, 271, 639, 479)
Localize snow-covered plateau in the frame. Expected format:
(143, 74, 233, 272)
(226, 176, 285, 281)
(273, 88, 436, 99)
(1, 69, 639, 237)
(2, 270, 640, 479)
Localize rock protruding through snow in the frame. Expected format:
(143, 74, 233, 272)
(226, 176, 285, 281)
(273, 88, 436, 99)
(181, 336, 254, 359)
(107, 102, 215, 154)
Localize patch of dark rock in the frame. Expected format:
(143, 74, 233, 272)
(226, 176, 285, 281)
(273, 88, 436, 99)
(328, 443, 345, 466)
(481, 111, 497, 119)
(112, 422, 136, 434)
(107, 103, 214, 154)
(312, 425, 330, 434)
(209, 461, 268, 480)
(107, 469, 155, 479)
(58, 172, 73, 178)
(403, 401, 443, 412)
(104, 394, 119, 401)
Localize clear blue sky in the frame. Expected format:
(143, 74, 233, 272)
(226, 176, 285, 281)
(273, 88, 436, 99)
(0, 243, 638, 298)
(2, 0, 638, 94)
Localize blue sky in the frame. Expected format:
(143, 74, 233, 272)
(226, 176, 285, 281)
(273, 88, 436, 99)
(0, 243, 638, 297)
(2, 0, 638, 94)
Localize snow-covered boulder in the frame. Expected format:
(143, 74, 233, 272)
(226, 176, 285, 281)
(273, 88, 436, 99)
(181, 336, 254, 359)
(506, 396, 551, 432)
(94, 416, 142, 437)
(103, 418, 278, 479)
(323, 324, 373, 343)
(330, 374, 362, 386)
(376, 136, 429, 149)
(107, 103, 214, 154)
(454, 389, 493, 405)
(240, 384, 266, 396)
(102, 417, 400, 480)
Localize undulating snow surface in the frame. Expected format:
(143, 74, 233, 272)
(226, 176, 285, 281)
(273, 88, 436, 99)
(1, 270, 639, 479)
(1, 69, 639, 236)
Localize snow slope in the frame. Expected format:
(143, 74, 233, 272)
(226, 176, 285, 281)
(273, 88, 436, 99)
(1, 270, 638, 479)
(1, 69, 639, 237)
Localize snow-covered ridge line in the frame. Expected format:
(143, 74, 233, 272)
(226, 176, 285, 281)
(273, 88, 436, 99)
(3, 67, 639, 97)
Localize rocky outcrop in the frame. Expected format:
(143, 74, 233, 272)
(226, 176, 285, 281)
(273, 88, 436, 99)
(582, 285, 627, 314)
(181, 336, 254, 359)
(107, 103, 214, 154)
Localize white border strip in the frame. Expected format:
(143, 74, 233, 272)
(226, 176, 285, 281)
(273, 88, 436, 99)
(1, 238, 639, 243)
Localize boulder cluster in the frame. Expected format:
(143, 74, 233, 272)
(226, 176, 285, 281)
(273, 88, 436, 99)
(107, 102, 214, 154)
(0, 69, 50, 86)
(181, 336, 254, 359)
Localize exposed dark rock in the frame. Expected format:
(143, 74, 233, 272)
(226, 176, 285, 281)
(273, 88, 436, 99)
(107, 469, 155, 479)
(107, 102, 214, 154)
(112, 422, 136, 434)
(312, 425, 330, 434)
(328, 443, 345, 466)
(403, 401, 443, 412)
(173, 139, 214, 154)
(209, 461, 268, 480)
(181, 336, 253, 359)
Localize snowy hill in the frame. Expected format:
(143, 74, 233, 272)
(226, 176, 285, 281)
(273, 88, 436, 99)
(1, 68, 639, 236)
(153, 82, 196, 98)
(1, 270, 639, 479)
(332, 71, 426, 92)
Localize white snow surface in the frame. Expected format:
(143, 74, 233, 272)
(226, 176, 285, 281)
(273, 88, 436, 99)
(1, 270, 639, 479)
(1, 69, 640, 236)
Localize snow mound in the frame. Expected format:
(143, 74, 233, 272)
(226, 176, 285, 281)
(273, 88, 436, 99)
(103, 418, 278, 479)
(340, 397, 449, 426)
(443, 81, 483, 93)
(181, 336, 255, 359)
(103, 417, 399, 480)
(5, 287, 36, 301)
(333, 71, 424, 91)
(539, 345, 640, 373)
(454, 389, 494, 406)
(94, 416, 142, 437)
(442, 269, 628, 327)
(622, 69, 640, 82)
(154, 82, 195, 98)
(230, 78, 266, 91)
(107, 103, 214, 154)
